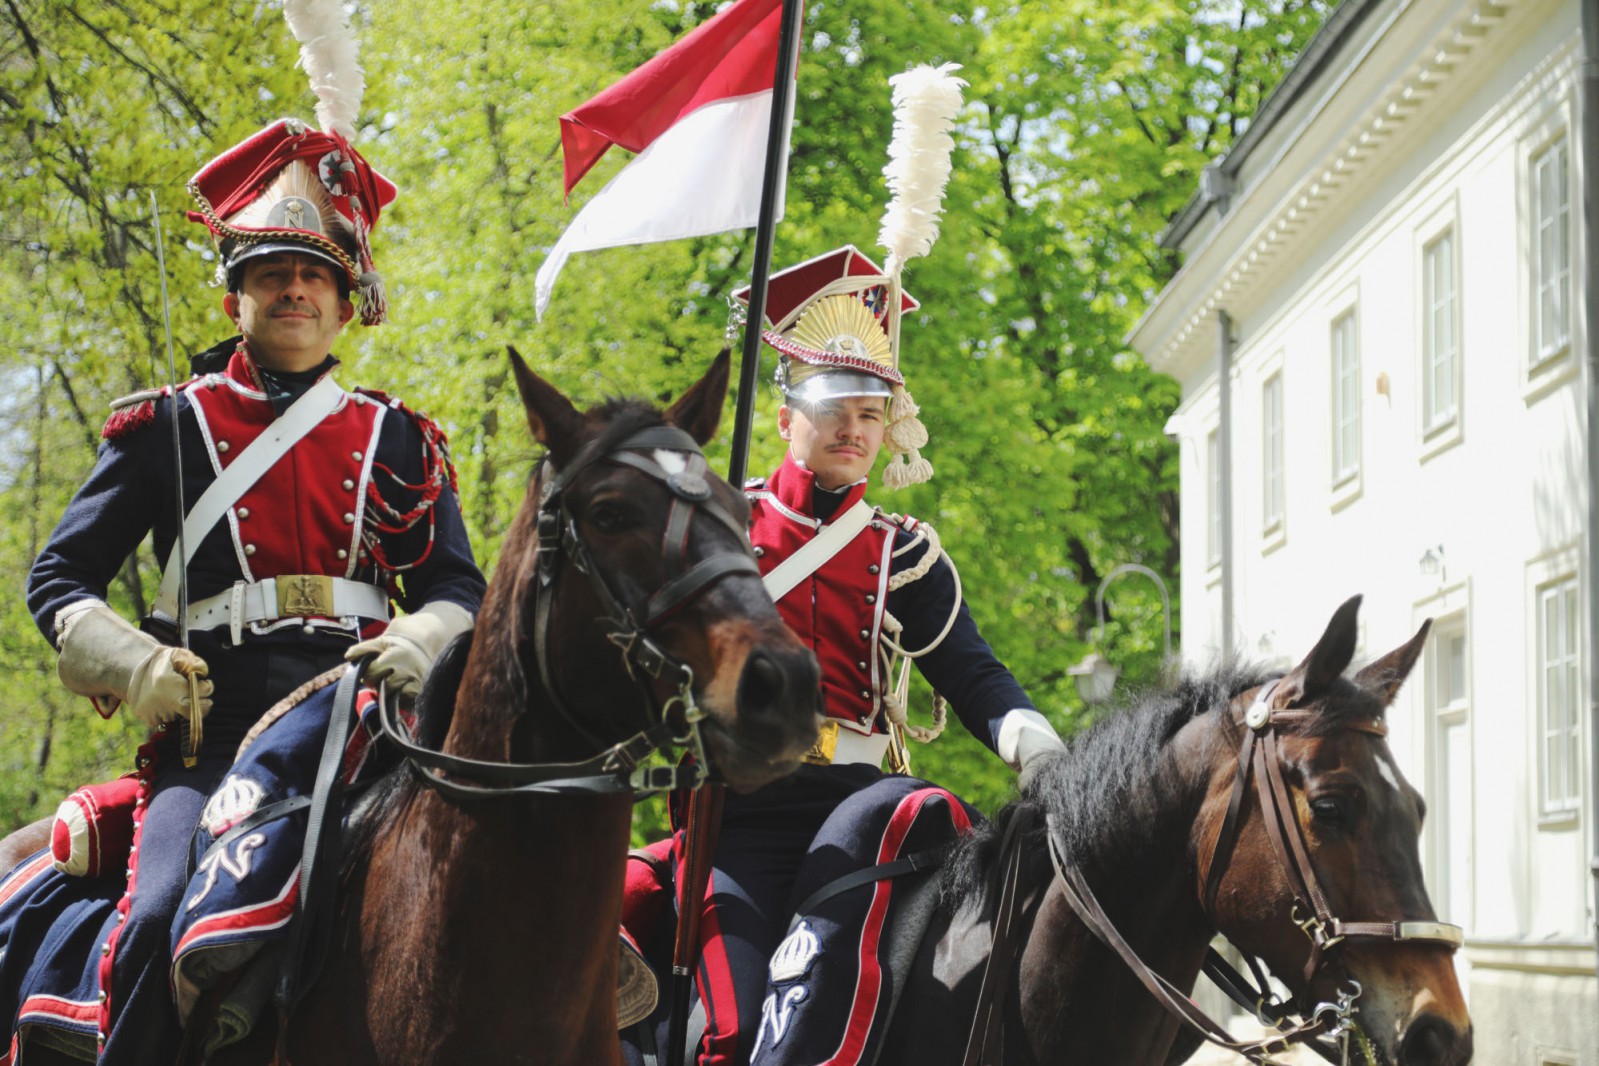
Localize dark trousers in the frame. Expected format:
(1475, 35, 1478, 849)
(99, 743, 233, 1066)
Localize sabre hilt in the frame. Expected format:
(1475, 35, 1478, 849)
(182, 671, 203, 769)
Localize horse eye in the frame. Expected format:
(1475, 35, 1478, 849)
(1310, 797, 1347, 827)
(587, 501, 638, 534)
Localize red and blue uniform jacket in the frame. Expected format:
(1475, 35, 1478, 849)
(27, 337, 485, 751)
(746, 453, 1034, 751)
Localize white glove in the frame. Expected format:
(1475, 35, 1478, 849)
(346, 601, 474, 706)
(55, 600, 212, 729)
(997, 708, 1067, 794)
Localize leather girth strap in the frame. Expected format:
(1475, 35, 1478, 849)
(962, 804, 1035, 1066)
(275, 661, 364, 1024)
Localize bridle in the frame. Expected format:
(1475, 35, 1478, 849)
(968, 679, 1466, 1066)
(1053, 679, 1465, 1064)
(377, 423, 761, 802)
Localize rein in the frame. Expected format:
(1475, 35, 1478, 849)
(380, 423, 760, 801)
(995, 681, 1465, 1066)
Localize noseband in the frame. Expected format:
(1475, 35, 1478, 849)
(1037, 680, 1464, 1065)
(377, 423, 760, 801)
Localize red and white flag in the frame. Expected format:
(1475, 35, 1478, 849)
(535, 0, 797, 318)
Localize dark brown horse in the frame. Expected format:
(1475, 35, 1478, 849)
(880, 596, 1471, 1065)
(8, 348, 821, 1066)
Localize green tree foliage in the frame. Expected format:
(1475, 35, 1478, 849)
(0, 0, 1328, 838)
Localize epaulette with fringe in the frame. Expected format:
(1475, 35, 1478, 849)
(101, 381, 196, 441)
(355, 387, 458, 495)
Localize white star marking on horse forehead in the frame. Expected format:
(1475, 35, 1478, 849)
(1374, 749, 1401, 792)
(653, 449, 690, 474)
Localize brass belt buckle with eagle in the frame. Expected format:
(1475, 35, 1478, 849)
(277, 574, 336, 617)
(801, 720, 839, 766)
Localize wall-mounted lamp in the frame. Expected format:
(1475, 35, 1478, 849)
(1068, 652, 1119, 705)
(1418, 544, 1445, 579)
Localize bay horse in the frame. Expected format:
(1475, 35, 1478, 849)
(878, 596, 1471, 1065)
(6, 347, 822, 1065)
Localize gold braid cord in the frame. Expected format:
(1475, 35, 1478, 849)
(877, 517, 962, 747)
(187, 180, 361, 283)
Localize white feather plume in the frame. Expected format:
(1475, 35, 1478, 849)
(878, 62, 966, 276)
(283, 0, 365, 141)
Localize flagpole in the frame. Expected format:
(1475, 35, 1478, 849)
(725, 0, 803, 489)
(664, 9, 803, 1066)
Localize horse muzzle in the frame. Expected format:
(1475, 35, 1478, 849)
(710, 642, 822, 790)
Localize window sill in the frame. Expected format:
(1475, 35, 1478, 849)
(1329, 472, 1362, 514)
(1419, 417, 1463, 464)
(1537, 807, 1580, 831)
(1524, 346, 1578, 405)
(1261, 521, 1286, 556)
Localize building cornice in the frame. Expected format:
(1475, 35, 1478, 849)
(1130, 0, 1547, 379)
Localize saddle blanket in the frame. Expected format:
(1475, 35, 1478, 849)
(0, 674, 385, 1062)
(621, 775, 975, 1066)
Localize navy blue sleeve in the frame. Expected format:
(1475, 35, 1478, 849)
(886, 527, 1035, 755)
(370, 408, 486, 616)
(27, 408, 167, 647)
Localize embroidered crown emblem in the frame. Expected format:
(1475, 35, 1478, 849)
(200, 774, 265, 837)
(768, 919, 821, 983)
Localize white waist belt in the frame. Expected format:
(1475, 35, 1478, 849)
(832, 728, 891, 768)
(185, 576, 391, 642)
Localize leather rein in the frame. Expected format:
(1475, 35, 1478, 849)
(965, 680, 1465, 1066)
(377, 423, 760, 802)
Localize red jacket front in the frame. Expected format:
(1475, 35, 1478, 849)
(747, 455, 897, 735)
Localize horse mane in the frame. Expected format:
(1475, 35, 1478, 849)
(942, 659, 1393, 915)
(345, 396, 673, 867)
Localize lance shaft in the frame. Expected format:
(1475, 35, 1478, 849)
(149, 191, 202, 769)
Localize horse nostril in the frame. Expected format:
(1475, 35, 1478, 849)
(1398, 1014, 1471, 1066)
(738, 649, 787, 711)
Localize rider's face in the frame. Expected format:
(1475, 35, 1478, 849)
(223, 252, 354, 373)
(778, 396, 886, 491)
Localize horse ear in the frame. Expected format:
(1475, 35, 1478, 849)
(1274, 594, 1363, 707)
(507, 346, 584, 457)
(1354, 618, 1432, 706)
(664, 348, 732, 446)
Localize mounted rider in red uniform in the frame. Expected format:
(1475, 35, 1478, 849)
(0, 9, 485, 1062)
(621, 64, 1065, 1066)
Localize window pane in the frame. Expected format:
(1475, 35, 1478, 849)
(1447, 633, 1466, 705)
(1539, 579, 1582, 811)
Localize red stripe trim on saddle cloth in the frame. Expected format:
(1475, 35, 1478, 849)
(0, 853, 56, 911)
(172, 867, 299, 960)
(820, 787, 971, 1066)
(18, 994, 99, 1029)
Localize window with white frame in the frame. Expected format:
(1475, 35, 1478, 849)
(1532, 135, 1571, 365)
(1206, 429, 1221, 567)
(1422, 229, 1459, 433)
(1330, 310, 1359, 486)
(1262, 373, 1283, 534)
(1538, 576, 1581, 815)
(1428, 621, 1471, 926)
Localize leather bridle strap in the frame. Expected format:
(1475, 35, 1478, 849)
(373, 680, 684, 800)
(1045, 815, 1333, 1064)
(962, 805, 1035, 1066)
(532, 425, 756, 756)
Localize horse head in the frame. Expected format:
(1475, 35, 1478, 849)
(478, 346, 821, 792)
(1202, 595, 1473, 1065)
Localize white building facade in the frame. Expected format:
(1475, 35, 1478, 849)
(1130, 0, 1598, 1060)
